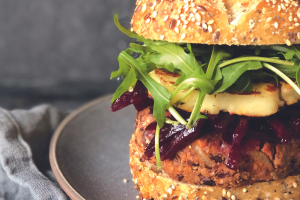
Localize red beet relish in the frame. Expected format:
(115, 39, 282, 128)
(111, 82, 300, 171)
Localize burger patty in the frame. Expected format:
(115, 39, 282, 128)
(132, 107, 300, 189)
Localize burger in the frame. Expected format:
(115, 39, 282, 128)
(111, 0, 300, 199)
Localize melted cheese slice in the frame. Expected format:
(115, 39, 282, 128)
(149, 69, 300, 117)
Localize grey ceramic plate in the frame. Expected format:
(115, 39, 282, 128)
(49, 95, 139, 200)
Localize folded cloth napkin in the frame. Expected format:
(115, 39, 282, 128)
(0, 105, 69, 200)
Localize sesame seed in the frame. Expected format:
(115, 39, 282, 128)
(227, 191, 231, 198)
(184, 0, 189, 3)
(153, 11, 157, 18)
(293, 182, 298, 188)
(175, 27, 179, 33)
(222, 189, 226, 197)
(202, 196, 207, 200)
(193, 8, 197, 14)
(191, 18, 195, 22)
(208, 188, 214, 192)
(178, 9, 182, 14)
(278, 5, 282, 11)
(274, 22, 278, 29)
(130, 28, 133, 32)
(297, 32, 300, 39)
(183, 24, 187, 29)
(243, 188, 247, 193)
(152, 1, 156, 8)
(167, 188, 173, 194)
(163, 194, 167, 198)
(136, 196, 140, 199)
(230, 24, 236, 31)
(191, 3, 195, 7)
(207, 20, 214, 24)
(145, 18, 151, 23)
(297, 8, 300, 18)
(196, 22, 200, 26)
(296, 23, 300, 27)
(180, 14, 186, 20)
(204, 191, 207, 195)
(262, 7, 267, 14)
(267, 17, 273, 22)
(184, 6, 189, 12)
(295, 18, 299, 22)
(184, 20, 189, 25)
(174, 15, 180, 20)
(123, 178, 128, 183)
(286, 39, 292, 46)
(289, 26, 295, 29)
(272, 0, 277, 4)
(176, 20, 181, 27)
(208, 25, 212, 33)
(231, 195, 236, 200)
(160, 35, 164, 40)
(202, 23, 208, 32)
(281, 3, 286, 10)
(289, 16, 293, 21)
(181, 33, 186, 39)
(163, 15, 169, 21)
(195, 13, 201, 22)
(142, 4, 147, 13)
(137, 0, 141, 5)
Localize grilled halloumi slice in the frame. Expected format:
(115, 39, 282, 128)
(149, 69, 300, 117)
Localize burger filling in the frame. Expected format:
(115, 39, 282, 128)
(111, 15, 300, 177)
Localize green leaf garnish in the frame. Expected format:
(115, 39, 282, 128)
(214, 61, 263, 93)
(112, 15, 300, 170)
(219, 57, 294, 68)
(263, 63, 300, 95)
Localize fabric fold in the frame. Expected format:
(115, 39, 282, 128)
(0, 105, 68, 200)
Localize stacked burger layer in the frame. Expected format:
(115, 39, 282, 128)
(111, 0, 300, 199)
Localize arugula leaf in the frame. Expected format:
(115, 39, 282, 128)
(214, 61, 263, 93)
(248, 70, 279, 85)
(255, 47, 261, 55)
(111, 67, 136, 103)
(225, 73, 252, 93)
(129, 43, 153, 54)
(263, 62, 300, 95)
(119, 51, 171, 128)
(114, 15, 152, 44)
(297, 66, 300, 87)
(273, 62, 298, 78)
(147, 43, 201, 77)
(111, 52, 132, 79)
(219, 56, 294, 68)
(206, 46, 231, 80)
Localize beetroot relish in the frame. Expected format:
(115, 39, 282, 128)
(111, 82, 300, 171)
(111, 81, 153, 112)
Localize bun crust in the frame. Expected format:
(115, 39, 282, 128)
(131, 0, 300, 46)
(130, 136, 300, 200)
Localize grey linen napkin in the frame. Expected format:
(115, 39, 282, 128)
(0, 105, 69, 200)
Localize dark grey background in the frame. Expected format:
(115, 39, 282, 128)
(0, 0, 136, 110)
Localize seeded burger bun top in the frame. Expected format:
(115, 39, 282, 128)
(131, 0, 300, 46)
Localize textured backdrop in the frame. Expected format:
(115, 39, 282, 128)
(0, 0, 136, 109)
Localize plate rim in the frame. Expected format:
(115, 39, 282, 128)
(49, 94, 113, 200)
